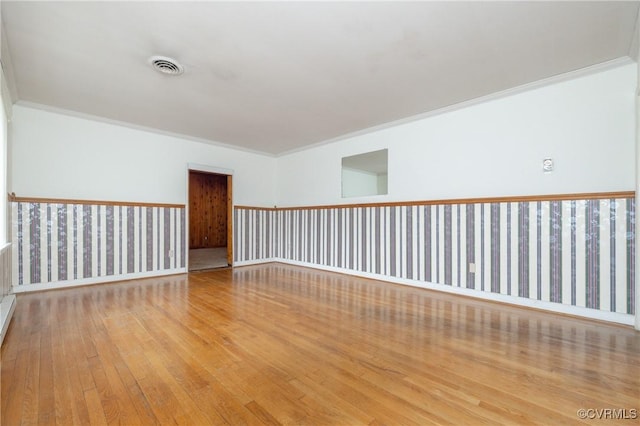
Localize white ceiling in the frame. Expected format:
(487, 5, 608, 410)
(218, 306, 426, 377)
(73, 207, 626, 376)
(1, 1, 638, 155)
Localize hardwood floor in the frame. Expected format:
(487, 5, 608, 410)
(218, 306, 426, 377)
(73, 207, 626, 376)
(1, 263, 639, 425)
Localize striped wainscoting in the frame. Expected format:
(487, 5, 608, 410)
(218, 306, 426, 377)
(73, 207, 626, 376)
(234, 207, 279, 263)
(235, 195, 635, 316)
(1, 243, 15, 344)
(0, 244, 11, 298)
(11, 200, 186, 288)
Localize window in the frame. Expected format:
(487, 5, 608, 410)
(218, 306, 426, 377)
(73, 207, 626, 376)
(341, 149, 388, 198)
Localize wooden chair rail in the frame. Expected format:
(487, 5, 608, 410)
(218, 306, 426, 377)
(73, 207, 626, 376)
(236, 190, 636, 211)
(8, 193, 185, 209)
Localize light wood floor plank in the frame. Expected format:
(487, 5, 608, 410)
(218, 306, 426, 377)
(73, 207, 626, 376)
(2, 340, 29, 425)
(51, 324, 84, 426)
(37, 324, 55, 426)
(2, 263, 639, 425)
(20, 332, 41, 425)
(244, 400, 282, 426)
(83, 387, 108, 426)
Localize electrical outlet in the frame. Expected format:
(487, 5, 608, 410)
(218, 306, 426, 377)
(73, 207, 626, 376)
(169, 250, 174, 258)
(469, 263, 476, 273)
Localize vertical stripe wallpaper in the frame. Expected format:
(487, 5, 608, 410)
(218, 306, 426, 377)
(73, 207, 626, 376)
(10, 195, 636, 318)
(234, 197, 636, 315)
(0, 243, 14, 345)
(0, 244, 11, 300)
(12, 202, 185, 287)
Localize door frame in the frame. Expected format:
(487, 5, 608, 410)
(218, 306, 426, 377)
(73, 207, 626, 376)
(186, 163, 234, 268)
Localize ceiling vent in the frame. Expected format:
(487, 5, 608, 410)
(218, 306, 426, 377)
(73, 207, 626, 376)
(148, 55, 184, 76)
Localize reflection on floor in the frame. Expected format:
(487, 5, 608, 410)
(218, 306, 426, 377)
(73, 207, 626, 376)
(189, 247, 228, 271)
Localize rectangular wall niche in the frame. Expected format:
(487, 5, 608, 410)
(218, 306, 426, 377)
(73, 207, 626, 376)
(341, 149, 388, 198)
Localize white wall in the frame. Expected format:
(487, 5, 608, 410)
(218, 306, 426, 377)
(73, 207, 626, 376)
(10, 106, 277, 206)
(9, 63, 638, 209)
(277, 63, 637, 207)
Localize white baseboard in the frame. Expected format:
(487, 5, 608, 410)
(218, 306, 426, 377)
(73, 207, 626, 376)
(9, 256, 637, 328)
(244, 258, 636, 327)
(0, 294, 16, 346)
(11, 268, 187, 293)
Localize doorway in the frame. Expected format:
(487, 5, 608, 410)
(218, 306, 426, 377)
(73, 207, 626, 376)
(188, 170, 233, 270)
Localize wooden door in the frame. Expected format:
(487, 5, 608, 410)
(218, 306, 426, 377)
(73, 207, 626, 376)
(189, 171, 228, 249)
(226, 175, 233, 264)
